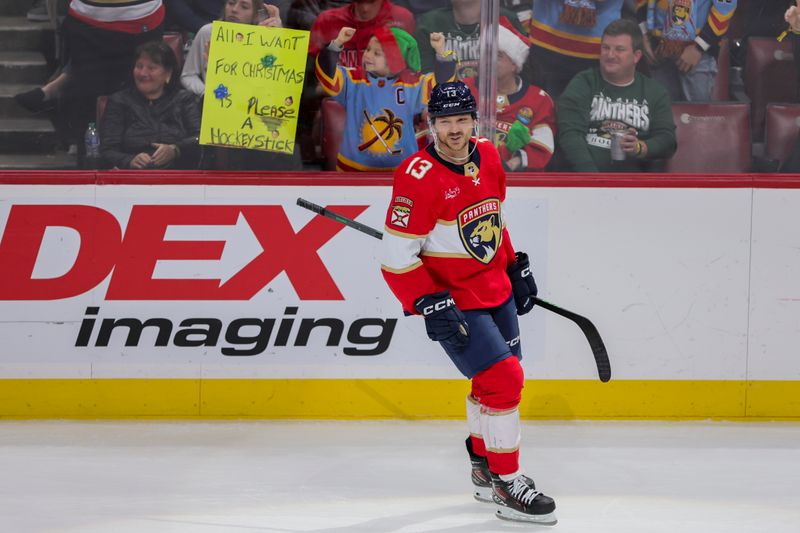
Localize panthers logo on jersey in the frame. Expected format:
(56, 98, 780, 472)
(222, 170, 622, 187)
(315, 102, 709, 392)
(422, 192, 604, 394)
(458, 198, 502, 264)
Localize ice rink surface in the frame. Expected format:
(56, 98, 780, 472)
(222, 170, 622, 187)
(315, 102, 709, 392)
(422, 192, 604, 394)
(1, 419, 798, 533)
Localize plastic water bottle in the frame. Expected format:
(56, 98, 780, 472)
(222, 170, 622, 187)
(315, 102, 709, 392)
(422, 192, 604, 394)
(84, 122, 100, 168)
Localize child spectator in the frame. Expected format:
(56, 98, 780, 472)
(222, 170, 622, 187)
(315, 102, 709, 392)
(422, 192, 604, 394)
(464, 18, 555, 172)
(315, 26, 455, 171)
(639, 0, 738, 102)
(308, 0, 415, 67)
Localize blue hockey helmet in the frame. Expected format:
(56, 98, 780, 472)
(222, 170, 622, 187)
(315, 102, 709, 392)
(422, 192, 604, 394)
(427, 81, 477, 119)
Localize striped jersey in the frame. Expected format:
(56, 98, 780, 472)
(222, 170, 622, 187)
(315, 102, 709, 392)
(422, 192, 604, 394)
(643, 0, 736, 48)
(316, 60, 436, 172)
(380, 139, 517, 312)
(530, 0, 625, 59)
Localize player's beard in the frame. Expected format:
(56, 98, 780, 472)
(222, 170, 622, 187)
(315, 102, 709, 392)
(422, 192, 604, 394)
(436, 130, 469, 158)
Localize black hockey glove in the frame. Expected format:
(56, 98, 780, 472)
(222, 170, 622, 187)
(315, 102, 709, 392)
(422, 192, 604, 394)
(507, 252, 538, 316)
(414, 290, 470, 348)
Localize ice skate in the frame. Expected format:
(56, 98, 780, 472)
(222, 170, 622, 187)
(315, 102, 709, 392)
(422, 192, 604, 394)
(490, 472, 557, 525)
(465, 437, 493, 503)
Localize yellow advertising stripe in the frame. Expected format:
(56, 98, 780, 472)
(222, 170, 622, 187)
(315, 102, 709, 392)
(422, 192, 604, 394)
(1, 379, 799, 420)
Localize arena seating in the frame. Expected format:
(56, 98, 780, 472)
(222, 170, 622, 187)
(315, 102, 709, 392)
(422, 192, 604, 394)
(667, 102, 752, 173)
(744, 37, 798, 142)
(163, 32, 185, 71)
(764, 103, 800, 169)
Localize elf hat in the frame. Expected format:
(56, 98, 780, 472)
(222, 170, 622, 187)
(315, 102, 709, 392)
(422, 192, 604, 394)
(371, 26, 421, 73)
(497, 16, 529, 71)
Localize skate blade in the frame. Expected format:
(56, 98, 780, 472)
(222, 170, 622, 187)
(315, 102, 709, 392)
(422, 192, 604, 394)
(495, 506, 557, 525)
(473, 485, 493, 503)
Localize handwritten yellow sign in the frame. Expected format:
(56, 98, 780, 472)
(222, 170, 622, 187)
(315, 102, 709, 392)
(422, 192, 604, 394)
(200, 21, 309, 154)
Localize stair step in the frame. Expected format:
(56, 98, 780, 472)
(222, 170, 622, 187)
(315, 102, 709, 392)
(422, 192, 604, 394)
(0, 150, 76, 170)
(0, 17, 53, 51)
(0, 83, 42, 118)
(0, 51, 50, 84)
(0, 117, 57, 153)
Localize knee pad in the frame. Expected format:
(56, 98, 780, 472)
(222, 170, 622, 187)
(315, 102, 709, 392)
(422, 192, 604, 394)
(471, 356, 524, 410)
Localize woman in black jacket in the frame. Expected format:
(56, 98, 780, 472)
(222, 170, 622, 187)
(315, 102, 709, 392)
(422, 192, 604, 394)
(100, 40, 201, 169)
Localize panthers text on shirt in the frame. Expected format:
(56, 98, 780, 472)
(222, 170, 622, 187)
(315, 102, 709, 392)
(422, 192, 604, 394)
(589, 93, 651, 131)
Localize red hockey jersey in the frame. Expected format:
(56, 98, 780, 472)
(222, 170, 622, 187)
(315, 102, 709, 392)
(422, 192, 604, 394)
(465, 77, 556, 172)
(380, 139, 517, 313)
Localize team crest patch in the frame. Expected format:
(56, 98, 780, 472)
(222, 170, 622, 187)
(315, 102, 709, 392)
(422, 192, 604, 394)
(458, 198, 502, 264)
(391, 205, 411, 228)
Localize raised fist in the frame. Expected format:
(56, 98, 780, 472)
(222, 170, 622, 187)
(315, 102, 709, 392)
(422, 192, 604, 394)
(335, 27, 356, 47)
(430, 32, 446, 55)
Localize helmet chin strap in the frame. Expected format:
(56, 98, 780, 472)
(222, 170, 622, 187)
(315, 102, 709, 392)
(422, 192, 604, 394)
(429, 122, 479, 164)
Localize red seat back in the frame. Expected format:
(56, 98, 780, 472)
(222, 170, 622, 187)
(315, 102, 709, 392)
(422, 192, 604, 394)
(765, 103, 800, 166)
(667, 102, 751, 173)
(744, 37, 798, 141)
(321, 98, 345, 171)
(163, 32, 185, 71)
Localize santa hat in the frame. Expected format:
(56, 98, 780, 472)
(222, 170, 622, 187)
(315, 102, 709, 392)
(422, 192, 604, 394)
(497, 16, 530, 71)
(371, 26, 421, 73)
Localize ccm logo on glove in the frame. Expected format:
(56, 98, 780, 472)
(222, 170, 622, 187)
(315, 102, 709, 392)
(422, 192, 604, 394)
(419, 296, 457, 316)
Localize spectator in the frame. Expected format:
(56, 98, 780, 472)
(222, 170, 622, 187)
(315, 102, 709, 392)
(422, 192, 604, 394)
(298, 0, 415, 162)
(315, 26, 455, 171)
(780, 0, 800, 172)
(14, 0, 165, 162)
(181, 0, 283, 96)
(639, 0, 737, 102)
(464, 17, 555, 172)
(100, 41, 201, 169)
(167, 0, 290, 33)
(415, 0, 527, 79)
(526, 0, 626, 100)
(308, 0, 415, 67)
(557, 18, 676, 172)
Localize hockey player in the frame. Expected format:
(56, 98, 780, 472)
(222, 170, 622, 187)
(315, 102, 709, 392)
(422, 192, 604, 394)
(380, 80, 557, 524)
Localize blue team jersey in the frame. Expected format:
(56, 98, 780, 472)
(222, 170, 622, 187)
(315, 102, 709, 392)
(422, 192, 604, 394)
(317, 64, 435, 172)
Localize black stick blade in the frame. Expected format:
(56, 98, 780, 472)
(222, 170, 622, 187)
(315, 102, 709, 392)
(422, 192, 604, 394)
(532, 297, 611, 383)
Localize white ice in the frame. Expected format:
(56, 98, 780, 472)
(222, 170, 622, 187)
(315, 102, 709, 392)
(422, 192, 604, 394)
(1, 420, 798, 532)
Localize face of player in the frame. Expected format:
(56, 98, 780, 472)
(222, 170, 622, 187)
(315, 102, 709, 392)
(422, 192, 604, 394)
(599, 33, 641, 85)
(224, 0, 255, 24)
(133, 53, 172, 100)
(432, 113, 475, 159)
(353, 0, 383, 21)
(362, 37, 392, 77)
(496, 51, 518, 82)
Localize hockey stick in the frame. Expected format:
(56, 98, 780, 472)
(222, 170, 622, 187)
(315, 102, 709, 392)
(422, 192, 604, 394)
(361, 110, 402, 155)
(296, 198, 611, 383)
